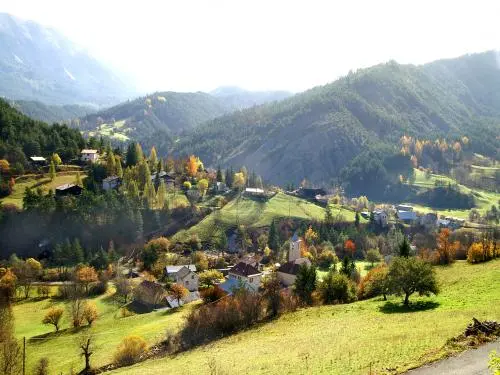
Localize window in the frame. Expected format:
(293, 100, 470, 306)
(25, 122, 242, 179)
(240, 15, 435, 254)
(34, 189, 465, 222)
(249, 277, 253, 283)
(191, 275, 194, 280)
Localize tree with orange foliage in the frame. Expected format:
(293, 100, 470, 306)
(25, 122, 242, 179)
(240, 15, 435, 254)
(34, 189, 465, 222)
(344, 239, 356, 257)
(304, 226, 318, 246)
(76, 266, 98, 294)
(186, 155, 199, 177)
(436, 228, 460, 265)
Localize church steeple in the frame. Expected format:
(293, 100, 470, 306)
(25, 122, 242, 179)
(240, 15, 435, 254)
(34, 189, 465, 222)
(289, 232, 301, 262)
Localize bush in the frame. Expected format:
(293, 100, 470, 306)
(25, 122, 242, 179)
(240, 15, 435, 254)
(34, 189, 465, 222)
(358, 264, 390, 300)
(318, 271, 356, 304)
(113, 335, 148, 366)
(88, 281, 108, 296)
(467, 241, 498, 264)
(82, 301, 98, 326)
(34, 357, 49, 375)
(200, 285, 226, 303)
(198, 269, 224, 288)
(37, 285, 50, 298)
(317, 250, 338, 270)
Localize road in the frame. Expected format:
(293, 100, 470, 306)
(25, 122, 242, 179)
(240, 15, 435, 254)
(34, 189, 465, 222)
(405, 340, 499, 375)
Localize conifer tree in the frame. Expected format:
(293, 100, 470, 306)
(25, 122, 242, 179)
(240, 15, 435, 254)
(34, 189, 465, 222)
(72, 238, 84, 265)
(399, 236, 411, 258)
(49, 161, 56, 181)
(149, 147, 158, 172)
(156, 180, 167, 209)
(138, 161, 151, 191)
(268, 220, 280, 253)
(216, 166, 223, 182)
(115, 156, 123, 178)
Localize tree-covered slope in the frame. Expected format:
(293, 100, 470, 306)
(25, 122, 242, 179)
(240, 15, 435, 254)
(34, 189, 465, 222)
(170, 52, 500, 186)
(211, 86, 292, 110)
(11, 100, 95, 124)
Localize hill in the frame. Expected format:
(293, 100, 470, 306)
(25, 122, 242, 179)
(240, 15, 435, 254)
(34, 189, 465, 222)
(0, 13, 135, 106)
(110, 260, 500, 375)
(11, 99, 95, 124)
(168, 52, 500, 191)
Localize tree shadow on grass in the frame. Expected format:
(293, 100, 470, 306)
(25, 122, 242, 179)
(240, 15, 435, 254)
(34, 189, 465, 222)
(29, 326, 89, 343)
(379, 300, 440, 314)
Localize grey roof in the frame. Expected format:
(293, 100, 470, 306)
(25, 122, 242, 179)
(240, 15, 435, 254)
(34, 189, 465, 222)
(291, 232, 299, 242)
(397, 210, 417, 221)
(176, 266, 193, 279)
(166, 265, 197, 274)
(56, 183, 77, 191)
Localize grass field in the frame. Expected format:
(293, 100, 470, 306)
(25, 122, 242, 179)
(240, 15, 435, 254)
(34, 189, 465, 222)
(88, 120, 131, 142)
(408, 169, 499, 219)
(173, 193, 327, 241)
(0, 173, 86, 208)
(111, 260, 500, 375)
(13, 286, 194, 374)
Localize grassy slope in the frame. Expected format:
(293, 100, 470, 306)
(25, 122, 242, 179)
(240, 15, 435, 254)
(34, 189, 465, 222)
(13, 288, 194, 374)
(1, 173, 86, 208)
(408, 169, 499, 219)
(173, 193, 326, 241)
(112, 260, 500, 375)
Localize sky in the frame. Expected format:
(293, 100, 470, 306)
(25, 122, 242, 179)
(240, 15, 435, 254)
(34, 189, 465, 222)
(2, 0, 500, 93)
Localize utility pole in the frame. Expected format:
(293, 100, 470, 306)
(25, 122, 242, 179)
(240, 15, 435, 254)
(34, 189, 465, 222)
(22, 336, 26, 375)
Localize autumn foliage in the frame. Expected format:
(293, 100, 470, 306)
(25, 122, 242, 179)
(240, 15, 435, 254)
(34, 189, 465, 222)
(344, 239, 356, 256)
(467, 240, 498, 264)
(435, 229, 460, 265)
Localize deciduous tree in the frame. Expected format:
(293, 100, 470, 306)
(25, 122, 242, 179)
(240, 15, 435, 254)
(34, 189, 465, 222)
(42, 307, 64, 332)
(168, 283, 189, 306)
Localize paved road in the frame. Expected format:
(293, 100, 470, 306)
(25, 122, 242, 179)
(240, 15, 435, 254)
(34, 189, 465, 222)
(405, 340, 499, 375)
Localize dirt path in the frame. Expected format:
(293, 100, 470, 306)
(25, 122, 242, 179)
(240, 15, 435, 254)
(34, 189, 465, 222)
(405, 340, 499, 375)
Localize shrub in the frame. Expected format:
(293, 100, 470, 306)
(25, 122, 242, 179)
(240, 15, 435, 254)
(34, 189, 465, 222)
(318, 271, 356, 304)
(365, 248, 382, 267)
(34, 357, 49, 375)
(68, 298, 85, 327)
(198, 269, 224, 288)
(88, 281, 108, 296)
(200, 285, 226, 304)
(113, 335, 148, 366)
(42, 307, 64, 332)
(294, 264, 317, 305)
(37, 285, 50, 298)
(358, 264, 390, 300)
(317, 250, 338, 270)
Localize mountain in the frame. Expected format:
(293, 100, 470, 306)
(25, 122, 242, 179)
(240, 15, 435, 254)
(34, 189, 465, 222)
(210, 86, 292, 109)
(78, 88, 292, 143)
(11, 100, 95, 124)
(78, 92, 227, 142)
(168, 52, 500, 189)
(0, 13, 135, 106)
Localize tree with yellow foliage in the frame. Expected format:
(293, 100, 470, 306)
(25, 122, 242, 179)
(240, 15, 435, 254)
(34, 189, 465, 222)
(186, 155, 199, 177)
(436, 228, 459, 265)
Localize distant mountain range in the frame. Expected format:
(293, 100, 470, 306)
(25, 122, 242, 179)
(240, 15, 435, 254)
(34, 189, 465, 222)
(0, 13, 136, 106)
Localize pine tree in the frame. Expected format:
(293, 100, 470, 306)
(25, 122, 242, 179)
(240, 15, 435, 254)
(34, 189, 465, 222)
(115, 156, 123, 178)
(149, 147, 158, 172)
(134, 209, 143, 242)
(135, 143, 144, 163)
(268, 220, 280, 253)
(216, 166, 223, 182)
(126, 143, 138, 167)
(156, 180, 167, 209)
(138, 161, 151, 191)
(325, 204, 334, 224)
(144, 181, 156, 209)
(355, 212, 360, 227)
(49, 161, 56, 181)
(72, 238, 84, 265)
(106, 150, 116, 176)
(127, 180, 140, 206)
(399, 236, 411, 258)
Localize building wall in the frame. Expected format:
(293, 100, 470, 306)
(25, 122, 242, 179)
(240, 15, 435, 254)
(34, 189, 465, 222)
(228, 272, 262, 291)
(289, 240, 301, 262)
(180, 273, 199, 292)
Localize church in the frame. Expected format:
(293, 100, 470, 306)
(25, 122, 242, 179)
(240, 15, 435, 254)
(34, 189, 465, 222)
(276, 232, 311, 287)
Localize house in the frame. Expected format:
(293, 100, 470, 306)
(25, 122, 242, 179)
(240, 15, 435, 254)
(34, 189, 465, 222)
(55, 183, 83, 197)
(165, 265, 199, 292)
(244, 187, 265, 196)
(81, 149, 99, 163)
(396, 204, 414, 212)
(102, 176, 121, 191)
(397, 210, 417, 223)
(420, 212, 438, 227)
(151, 171, 176, 188)
(166, 291, 200, 308)
(373, 210, 388, 227)
(133, 280, 165, 306)
(220, 262, 262, 293)
(215, 181, 229, 193)
(29, 156, 47, 167)
(294, 187, 327, 200)
(277, 233, 311, 286)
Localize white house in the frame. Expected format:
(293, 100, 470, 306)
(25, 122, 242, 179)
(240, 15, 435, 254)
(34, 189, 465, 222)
(81, 149, 99, 163)
(165, 265, 199, 292)
(222, 262, 262, 293)
(277, 233, 311, 287)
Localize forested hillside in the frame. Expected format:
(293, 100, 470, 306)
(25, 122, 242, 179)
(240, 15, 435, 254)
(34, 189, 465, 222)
(168, 52, 500, 190)
(211, 86, 292, 109)
(0, 99, 85, 166)
(11, 100, 95, 124)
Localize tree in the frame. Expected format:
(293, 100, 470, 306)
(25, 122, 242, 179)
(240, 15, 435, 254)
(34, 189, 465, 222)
(399, 236, 411, 258)
(268, 220, 280, 253)
(168, 283, 189, 306)
(216, 167, 223, 182)
(137, 161, 151, 191)
(69, 298, 85, 327)
(304, 225, 318, 246)
(149, 147, 158, 172)
(344, 239, 356, 257)
(340, 256, 356, 277)
(156, 180, 167, 209)
(141, 245, 159, 271)
(113, 335, 147, 366)
(106, 149, 116, 176)
(79, 335, 94, 375)
(198, 269, 224, 288)
(233, 172, 245, 189)
(197, 178, 209, 197)
(317, 250, 338, 270)
(126, 142, 139, 167)
(51, 153, 62, 166)
(12, 258, 42, 299)
(358, 264, 390, 300)
(325, 204, 334, 224)
(76, 267, 98, 294)
(49, 160, 56, 181)
(318, 271, 355, 304)
(186, 155, 199, 177)
(192, 251, 208, 271)
(75, 171, 83, 186)
(262, 273, 282, 317)
(436, 228, 459, 265)
(355, 212, 360, 227)
(294, 264, 317, 305)
(34, 357, 49, 375)
(366, 248, 382, 267)
(83, 301, 98, 326)
(0, 159, 10, 174)
(115, 277, 132, 303)
(388, 257, 438, 305)
(183, 181, 192, 191)
(42, 307, 64, 332)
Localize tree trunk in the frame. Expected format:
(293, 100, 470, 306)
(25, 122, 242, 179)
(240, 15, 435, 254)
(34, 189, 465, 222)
(404, 293, 410, 306)
(383, 293, 387, 301)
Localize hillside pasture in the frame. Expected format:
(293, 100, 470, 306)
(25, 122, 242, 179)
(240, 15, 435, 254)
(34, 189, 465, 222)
(111, 260, 500, 375)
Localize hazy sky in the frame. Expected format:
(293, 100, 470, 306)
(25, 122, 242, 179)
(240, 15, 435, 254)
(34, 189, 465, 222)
(2, 0, 500, 93)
